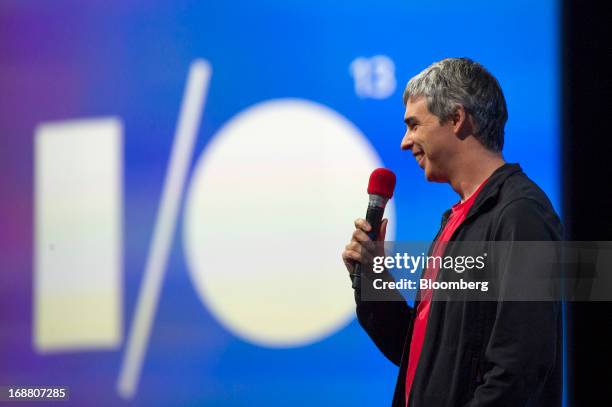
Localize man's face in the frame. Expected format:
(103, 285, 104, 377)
(401, 96, 457, 182)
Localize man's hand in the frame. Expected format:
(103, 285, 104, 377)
(341, 217, 388, 275)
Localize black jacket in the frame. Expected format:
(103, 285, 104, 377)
(354, 163, 563, 407)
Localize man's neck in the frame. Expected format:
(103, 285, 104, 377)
(448, 151, 506, 202)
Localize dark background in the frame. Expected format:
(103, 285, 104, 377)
(563, 0, 612, 405)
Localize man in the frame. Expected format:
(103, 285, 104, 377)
(342, 58, 562, 406)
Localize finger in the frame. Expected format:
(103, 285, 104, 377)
(354, 218, 372, 232)
(342, 248, 361, 262)
(352, 227, 371, 243)
(345, 241, 373, 256)
(342, 249, 361, 273)
(377, 218, 388, 242)
(345, 241, 375, 263)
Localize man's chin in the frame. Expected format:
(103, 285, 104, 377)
(418, 159, 444, 182)
(424, 167, 446, 183)
(425, 172, 438, 182)
(423, 165, 434, 181)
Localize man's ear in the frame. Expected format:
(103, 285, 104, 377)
(452, 105, 473, 140)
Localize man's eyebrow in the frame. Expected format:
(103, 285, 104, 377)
(404, 116, 418, 126)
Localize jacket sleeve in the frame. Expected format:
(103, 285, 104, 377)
(465, 198, 562, 407)
(354, 270, 414, 367)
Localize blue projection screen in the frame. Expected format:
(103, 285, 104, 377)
(0, 1, 559, 405)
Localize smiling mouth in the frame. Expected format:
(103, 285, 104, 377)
(413, 153, 425, 167)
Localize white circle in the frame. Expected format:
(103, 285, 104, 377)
(182, 98, 395, 348)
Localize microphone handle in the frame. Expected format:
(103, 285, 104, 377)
(351, 204, 386, 289)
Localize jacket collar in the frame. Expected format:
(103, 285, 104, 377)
(442, 163, 523, 222)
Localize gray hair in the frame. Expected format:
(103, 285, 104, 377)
(403, 58, 508, 152)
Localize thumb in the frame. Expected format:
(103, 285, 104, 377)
(377, 218, 388, 242)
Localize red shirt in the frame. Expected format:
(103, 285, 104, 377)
(405, 179, 488, 405)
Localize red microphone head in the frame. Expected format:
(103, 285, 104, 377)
(367, 168, 396, 199)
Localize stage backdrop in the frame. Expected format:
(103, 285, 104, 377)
(0, 1, 559, 405)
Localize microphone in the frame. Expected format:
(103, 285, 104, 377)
(351, 168, 396, 290)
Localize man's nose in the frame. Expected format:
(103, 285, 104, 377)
(401, 130, 413, 151)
